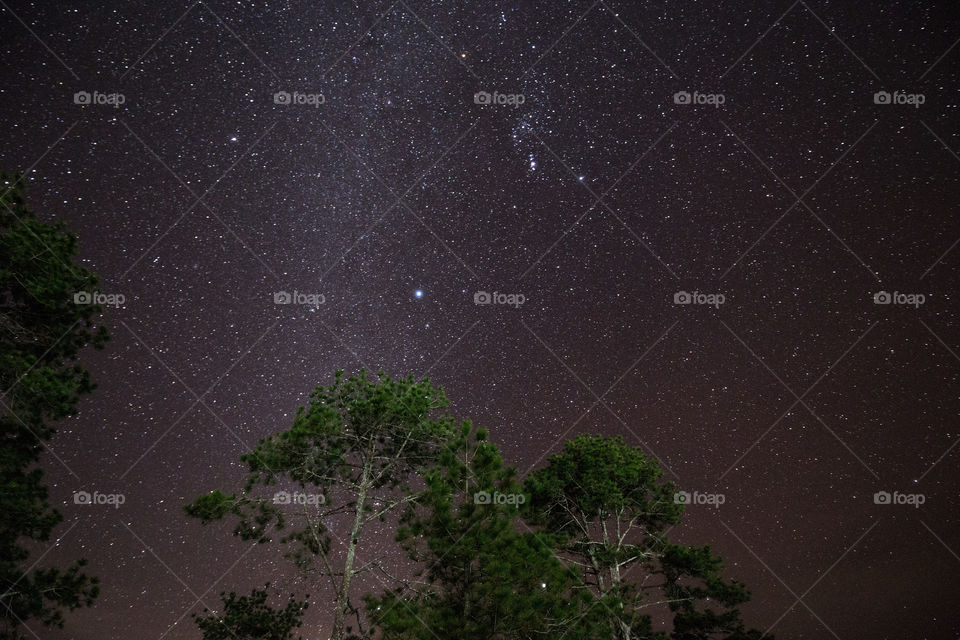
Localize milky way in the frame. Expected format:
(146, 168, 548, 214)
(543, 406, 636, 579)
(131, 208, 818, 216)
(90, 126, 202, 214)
(2, 2, 960, 638)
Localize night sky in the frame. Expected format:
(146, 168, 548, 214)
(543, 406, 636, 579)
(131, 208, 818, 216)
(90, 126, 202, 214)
(3, 1, 960, 638)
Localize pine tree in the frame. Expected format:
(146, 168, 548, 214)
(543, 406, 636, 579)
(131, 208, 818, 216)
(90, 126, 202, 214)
(193, 584, 309, 640)
(186, 370, 456, 640)
(365, 423, 606, 640)
(0, 173, 107, 639)
(524, 434, 771, 640)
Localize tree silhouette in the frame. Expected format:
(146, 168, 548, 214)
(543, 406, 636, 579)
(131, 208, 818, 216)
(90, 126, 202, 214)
(0, 173, 107, 639)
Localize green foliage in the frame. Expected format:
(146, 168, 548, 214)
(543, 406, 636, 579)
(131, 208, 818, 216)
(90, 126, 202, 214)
(241, 369, 453, 491)
(524, 433, 682, 534)
(186, 370, 456, 640)
(367, 432, 771, 639)
(192, 584, 308, 640)
(366, 423, 606, 640)
(524, 435, 770, 640)
(187, 376, 772, 640)
(0, 174, 105, 639)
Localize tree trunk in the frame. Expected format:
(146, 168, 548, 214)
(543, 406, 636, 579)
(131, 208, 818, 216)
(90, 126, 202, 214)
(331, 460, 371, 640)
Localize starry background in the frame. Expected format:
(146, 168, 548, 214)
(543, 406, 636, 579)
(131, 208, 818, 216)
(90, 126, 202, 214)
(2, 1, 960, 638)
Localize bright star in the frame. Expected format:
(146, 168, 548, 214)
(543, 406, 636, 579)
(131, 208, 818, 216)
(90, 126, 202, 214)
(414, 289, 423, 298)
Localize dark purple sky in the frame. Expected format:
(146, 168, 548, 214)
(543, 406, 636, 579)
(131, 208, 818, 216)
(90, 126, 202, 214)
(3, 1, 960, 638)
